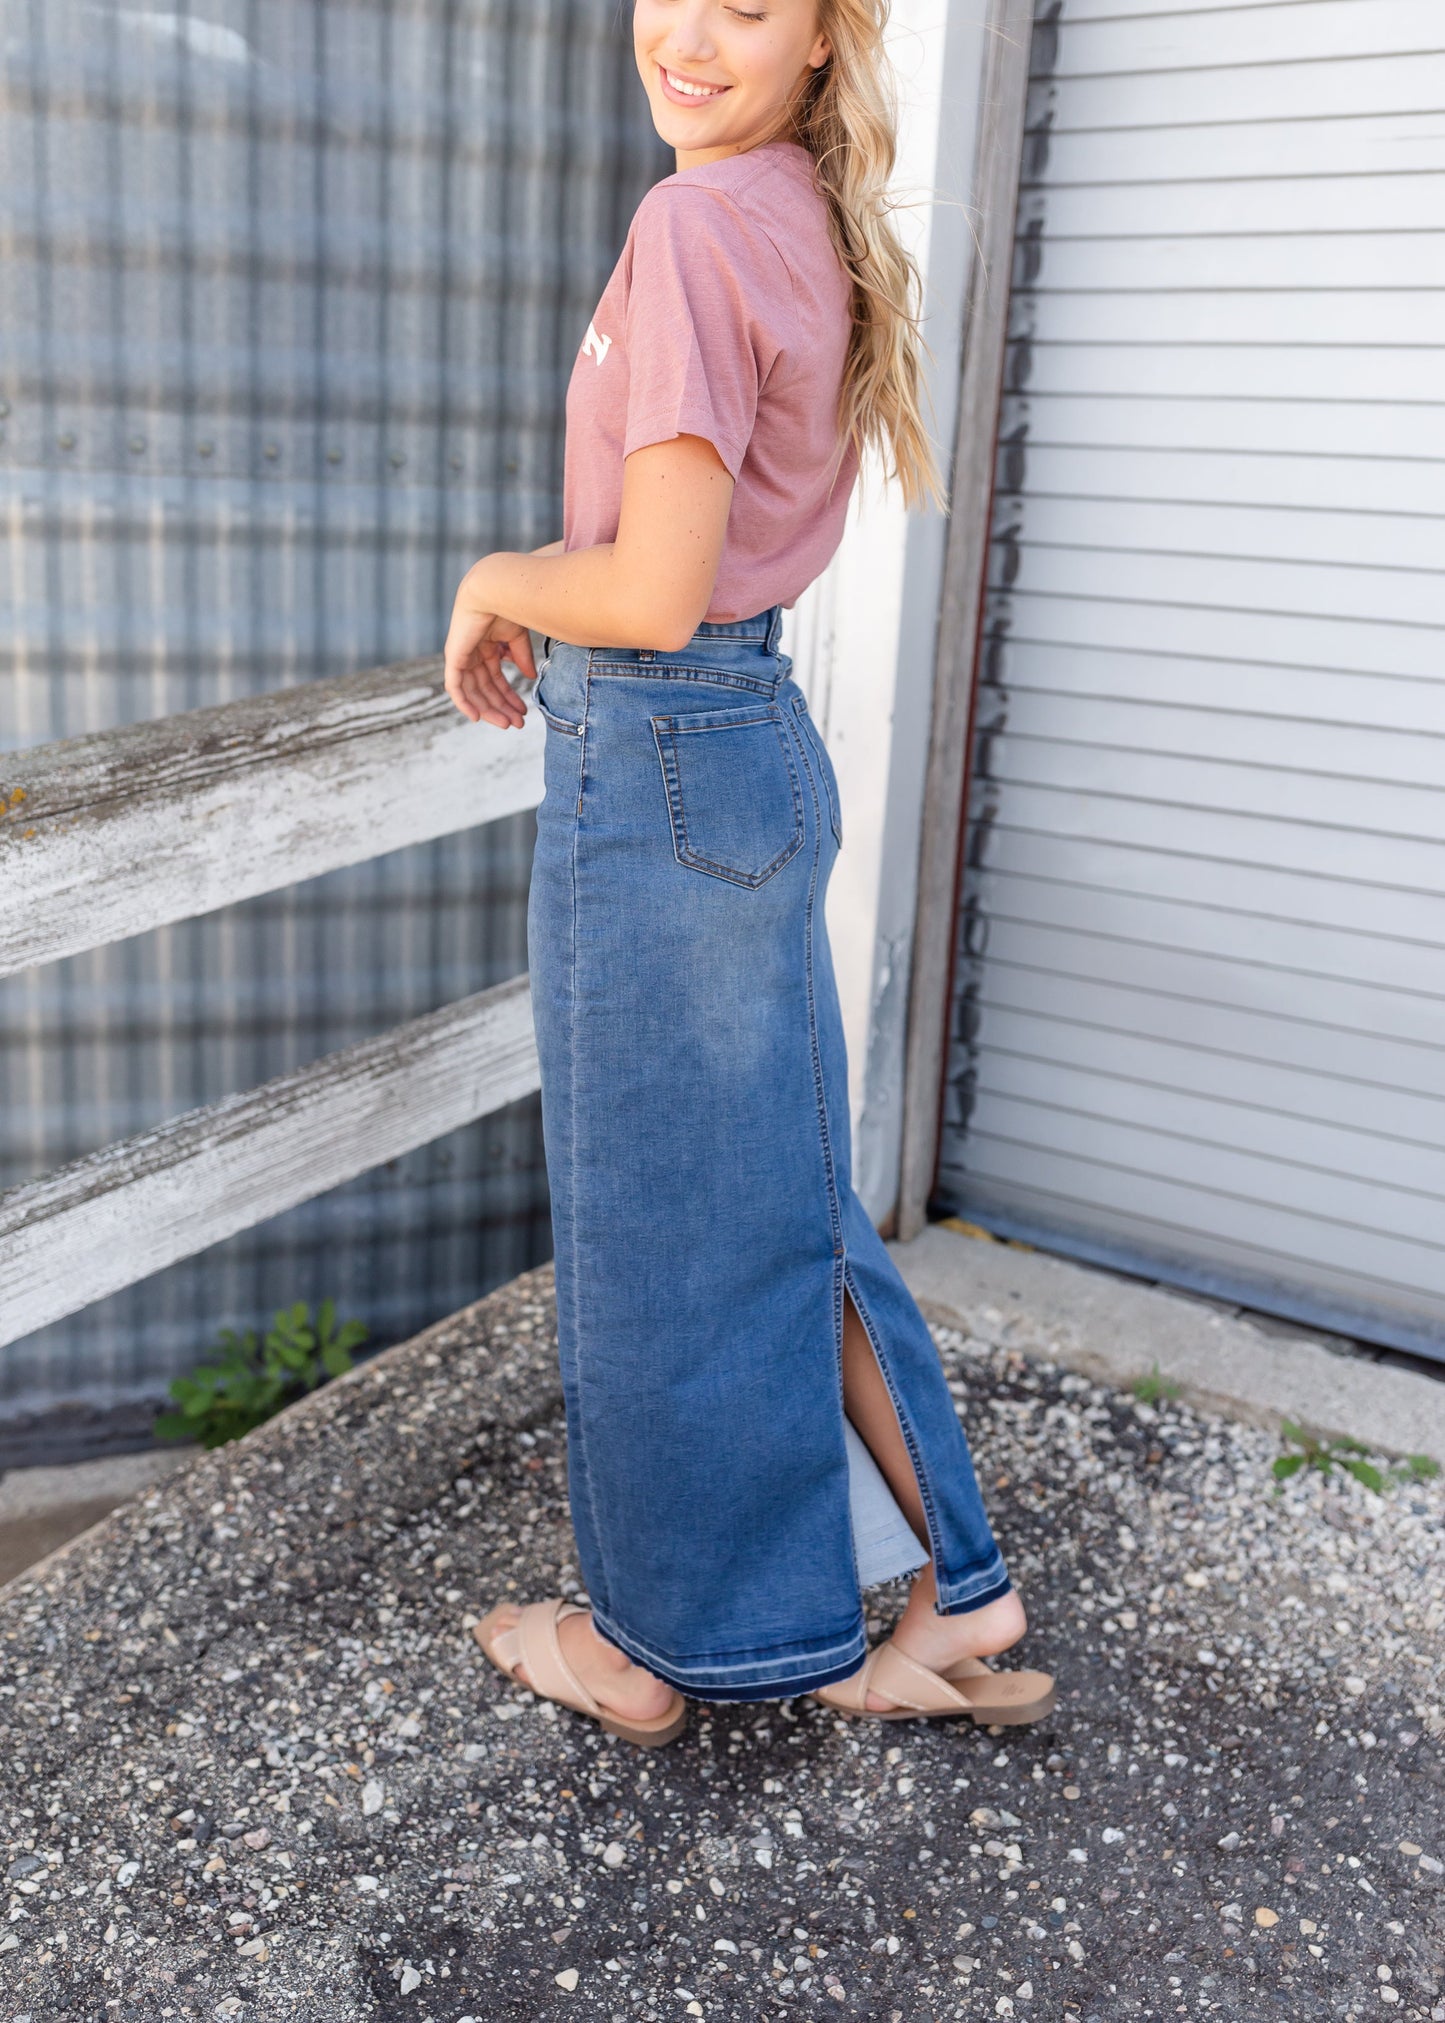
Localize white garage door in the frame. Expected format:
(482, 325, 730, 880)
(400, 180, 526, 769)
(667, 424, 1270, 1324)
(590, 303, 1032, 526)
(937, 0, 1445, 1360)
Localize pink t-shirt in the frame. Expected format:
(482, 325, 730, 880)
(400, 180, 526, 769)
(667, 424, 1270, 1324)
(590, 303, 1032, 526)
(562, 138, 859, 624)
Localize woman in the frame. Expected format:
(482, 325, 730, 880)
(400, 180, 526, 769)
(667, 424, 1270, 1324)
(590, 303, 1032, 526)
(443, 0, 1054, 1746)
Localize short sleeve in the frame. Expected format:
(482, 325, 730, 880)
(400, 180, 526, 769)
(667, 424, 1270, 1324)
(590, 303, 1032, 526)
(622, 185, 793, 481)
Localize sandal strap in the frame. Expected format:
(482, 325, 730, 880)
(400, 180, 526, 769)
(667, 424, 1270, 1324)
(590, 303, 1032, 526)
(867, 1639, 975, 1714)
(515, 1599, 600, 1719)
(816, 1638, 975, 1715)
(815, 1642, 886, 1712)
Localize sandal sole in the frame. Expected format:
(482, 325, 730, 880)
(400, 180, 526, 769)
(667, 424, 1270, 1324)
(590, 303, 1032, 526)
(815, 1685, 1055, 1726)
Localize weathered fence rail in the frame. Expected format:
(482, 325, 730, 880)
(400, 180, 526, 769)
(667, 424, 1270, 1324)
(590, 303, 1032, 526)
(0, 658, 546, 1350)
(0, 656, 544, 977)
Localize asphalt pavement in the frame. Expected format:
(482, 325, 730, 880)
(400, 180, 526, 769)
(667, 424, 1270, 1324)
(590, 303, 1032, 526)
(2, 1257, 1441, 2021)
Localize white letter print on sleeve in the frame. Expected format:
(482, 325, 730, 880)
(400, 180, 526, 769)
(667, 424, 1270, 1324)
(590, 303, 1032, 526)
(582, 320, 613, 367)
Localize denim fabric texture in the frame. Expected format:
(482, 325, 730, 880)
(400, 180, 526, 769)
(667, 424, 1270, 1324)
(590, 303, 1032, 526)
(525, 604, 1011, 1701)
(842, 1414, 931, 1588)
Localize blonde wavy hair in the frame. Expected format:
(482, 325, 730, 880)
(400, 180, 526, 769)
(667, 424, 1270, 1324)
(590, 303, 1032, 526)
(778, 0, 948, 515)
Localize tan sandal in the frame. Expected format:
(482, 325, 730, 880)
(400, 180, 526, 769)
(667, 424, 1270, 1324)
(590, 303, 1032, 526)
(811, 1635, 1056, 1726)
(473, 1597, 689, 1748)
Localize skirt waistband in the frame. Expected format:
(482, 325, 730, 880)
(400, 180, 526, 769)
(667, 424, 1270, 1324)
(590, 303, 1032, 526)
(542, 604, 784, 664)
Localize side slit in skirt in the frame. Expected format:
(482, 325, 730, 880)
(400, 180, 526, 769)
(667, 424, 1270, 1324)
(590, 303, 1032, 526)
(525, 604, 1011, 1702)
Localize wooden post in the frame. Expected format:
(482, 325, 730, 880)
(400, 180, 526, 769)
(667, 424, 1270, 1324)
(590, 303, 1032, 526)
(895, 0, 1036, 1242)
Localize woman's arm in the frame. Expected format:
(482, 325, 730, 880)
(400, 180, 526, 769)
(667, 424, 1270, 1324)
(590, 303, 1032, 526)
(443, 435, 734, 729)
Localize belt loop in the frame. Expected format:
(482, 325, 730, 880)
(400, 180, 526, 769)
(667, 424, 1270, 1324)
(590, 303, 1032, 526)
(765, 605, 783, 654)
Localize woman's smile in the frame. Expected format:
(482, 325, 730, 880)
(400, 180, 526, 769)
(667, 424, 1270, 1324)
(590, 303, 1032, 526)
(658, 62, 732, 103)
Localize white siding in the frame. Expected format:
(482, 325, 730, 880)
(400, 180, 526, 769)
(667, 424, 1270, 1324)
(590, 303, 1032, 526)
(938, 0, 1445, 1359)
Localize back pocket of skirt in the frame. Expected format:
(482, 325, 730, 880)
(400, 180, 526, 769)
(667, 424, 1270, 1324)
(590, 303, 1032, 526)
(651, 702, 805, 888)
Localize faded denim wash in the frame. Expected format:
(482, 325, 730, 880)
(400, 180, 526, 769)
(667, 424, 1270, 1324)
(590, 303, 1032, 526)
(525, 604, 1011, 1701)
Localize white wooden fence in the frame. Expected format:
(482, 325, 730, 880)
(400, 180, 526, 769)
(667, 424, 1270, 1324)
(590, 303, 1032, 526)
(0, 655, 546, 1351)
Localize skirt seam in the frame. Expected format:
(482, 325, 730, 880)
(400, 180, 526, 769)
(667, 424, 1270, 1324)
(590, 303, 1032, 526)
(567, 666, 610, 1620)
(793, 718, 865, 1620)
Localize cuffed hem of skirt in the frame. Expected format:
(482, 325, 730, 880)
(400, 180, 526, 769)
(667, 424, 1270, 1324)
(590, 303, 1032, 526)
(933, 1554, 1013, 1616)
(587, 1603, 869, 1703)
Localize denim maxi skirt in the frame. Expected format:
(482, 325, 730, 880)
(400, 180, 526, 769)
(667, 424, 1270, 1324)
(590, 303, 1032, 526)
(525, 604, 1011, 1702)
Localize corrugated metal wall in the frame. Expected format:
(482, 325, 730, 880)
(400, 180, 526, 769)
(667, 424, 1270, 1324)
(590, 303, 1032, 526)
(938, 0, 1445, 1362)
(0, 0, 669, 1433)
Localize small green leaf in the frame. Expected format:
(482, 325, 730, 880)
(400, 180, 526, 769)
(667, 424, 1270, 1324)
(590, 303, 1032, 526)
(320, 1341, 354, 1379)
(154, 1412, 193, 1442)
(1343, 1458, 1385, 1494)
(1272, 1453, 1306, 1480)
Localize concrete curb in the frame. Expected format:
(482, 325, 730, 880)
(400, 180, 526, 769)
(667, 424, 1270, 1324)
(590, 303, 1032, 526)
(889, 1220, 1445, 1465)
(0, 1446, 195, 1596)
(0, 1445, 192, 1520)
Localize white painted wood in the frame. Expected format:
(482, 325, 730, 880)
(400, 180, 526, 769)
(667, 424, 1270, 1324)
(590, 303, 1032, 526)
(0, 975, 539, 1351)
(782, 0, 1005, 1223)
(0, 655, 546, 978)
(1004, 392, 1445, 460)
(897, 0, 1036, 1240)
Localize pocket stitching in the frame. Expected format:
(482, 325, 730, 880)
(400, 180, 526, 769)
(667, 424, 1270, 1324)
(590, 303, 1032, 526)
(533, 668, 582, 737)
(794, 699, 843, 847)
(652, 708, 805, 889)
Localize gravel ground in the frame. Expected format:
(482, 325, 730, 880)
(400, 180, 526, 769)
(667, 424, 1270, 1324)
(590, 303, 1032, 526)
(1, 1261, 1442, 2022)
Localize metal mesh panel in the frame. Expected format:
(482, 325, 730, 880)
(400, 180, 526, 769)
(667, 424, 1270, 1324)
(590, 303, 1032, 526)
(0, 0, 670, 1420)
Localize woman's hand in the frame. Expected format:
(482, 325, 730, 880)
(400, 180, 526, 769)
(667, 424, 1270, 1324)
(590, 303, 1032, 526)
(443, 559, 538, 729)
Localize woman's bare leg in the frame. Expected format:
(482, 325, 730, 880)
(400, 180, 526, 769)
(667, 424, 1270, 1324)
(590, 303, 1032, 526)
(841, 1283, 1027, 1709)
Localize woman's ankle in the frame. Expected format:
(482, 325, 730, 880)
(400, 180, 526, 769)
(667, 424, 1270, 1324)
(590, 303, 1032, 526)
(898, 1572, 1027, 1654)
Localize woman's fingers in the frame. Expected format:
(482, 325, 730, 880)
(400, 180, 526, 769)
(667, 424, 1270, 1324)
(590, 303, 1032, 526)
(467, 648, 527, 730)
(442, 590, 535, 729)
(445, 645, 528, 729)
(502, 626, 538, 685)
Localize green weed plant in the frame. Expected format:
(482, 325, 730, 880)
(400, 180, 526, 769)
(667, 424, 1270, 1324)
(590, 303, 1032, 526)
(156, 1300, 368, 1449)
(1131, 1361, 1183, 1405)
(1272, 1418, 1439, 1497)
